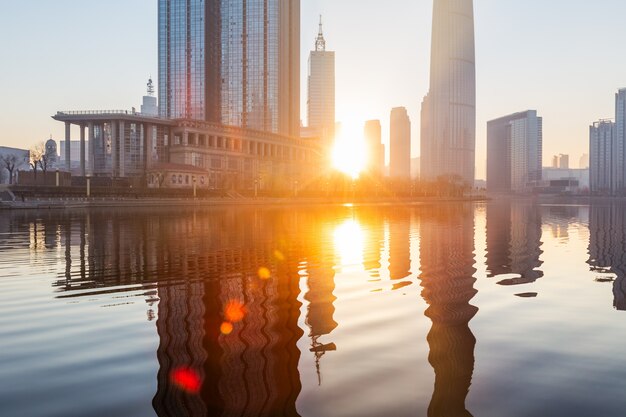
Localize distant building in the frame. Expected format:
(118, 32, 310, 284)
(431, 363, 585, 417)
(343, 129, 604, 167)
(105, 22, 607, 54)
(558, 154, 569, 169)
(390, 107, 411, 179)
(411, 157, 420, 179)
(140, 78, 159, 117)
(589, 119, 615, 194)
(421, 0, 476, 185)
(364, 120, 384, 177)
(579, 153, 589, 169)
(542, 167, 589, 193)
(487, 110, 542, 193)
(307, 16, 335, 151)
(614, 88, 626, 193)
(551, 155, 559, 168)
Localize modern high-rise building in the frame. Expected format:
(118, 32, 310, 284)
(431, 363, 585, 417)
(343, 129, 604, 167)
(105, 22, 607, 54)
(614, 88, 626, 193)
(307, 16, 335, 148)
(390, 107, 411, 179)
(364, 120, 384, 177)
(487, 110, 543, 193)
(158, 0, 221, 122)
(158, 0, 300, 136)
(421, 0, 476, 185)
(589, 119, 615, 194)
(579, 153, 589, 169)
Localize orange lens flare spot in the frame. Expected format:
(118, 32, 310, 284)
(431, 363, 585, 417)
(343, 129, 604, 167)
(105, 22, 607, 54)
(220, 321, 234, 335)
(170, 367, 201, 394)
(273, 250, 286, 261)
(224, 300, 246, 323)
(258, 267, 271, 280)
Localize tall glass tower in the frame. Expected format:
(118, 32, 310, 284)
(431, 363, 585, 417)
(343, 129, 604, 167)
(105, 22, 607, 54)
(421, 0, 476, 185)
(158, 0, 221, 122)
(159, 0, 300, 137)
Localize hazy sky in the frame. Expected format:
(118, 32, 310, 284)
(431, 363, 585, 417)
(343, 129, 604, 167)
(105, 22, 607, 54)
(2, 0, 626, 178)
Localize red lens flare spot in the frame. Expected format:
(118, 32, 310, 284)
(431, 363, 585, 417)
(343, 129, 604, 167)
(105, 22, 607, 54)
(224, 300, 246, 323)
(220, 321, 234, 335)
(258, 267, 271, 280)
(170, 367, 201, 394)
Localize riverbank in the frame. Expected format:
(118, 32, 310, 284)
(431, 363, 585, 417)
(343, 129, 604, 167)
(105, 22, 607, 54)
(0, 195, 489, 210)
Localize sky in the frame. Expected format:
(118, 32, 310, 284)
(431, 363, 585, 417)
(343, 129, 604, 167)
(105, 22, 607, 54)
(2, 0, 626, 178)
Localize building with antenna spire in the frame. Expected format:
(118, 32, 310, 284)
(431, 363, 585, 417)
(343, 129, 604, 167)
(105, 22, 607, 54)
(141, 77, 159, 117)
(307, 15, 335, 153)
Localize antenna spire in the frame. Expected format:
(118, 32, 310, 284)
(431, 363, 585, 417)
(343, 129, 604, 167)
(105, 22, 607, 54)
(147, 77, 155, 97)
(315, 15, 326, 52)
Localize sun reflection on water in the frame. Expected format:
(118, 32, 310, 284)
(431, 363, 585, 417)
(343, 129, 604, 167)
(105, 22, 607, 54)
(333, 219, 364, 269)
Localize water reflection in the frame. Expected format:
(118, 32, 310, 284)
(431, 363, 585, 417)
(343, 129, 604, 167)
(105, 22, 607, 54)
(419, 205, 478, 417)
(486, 201, 544, 287)
(587, 204, 626, 310)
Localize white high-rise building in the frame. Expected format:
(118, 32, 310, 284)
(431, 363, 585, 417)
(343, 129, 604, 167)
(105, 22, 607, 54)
(307, 16, 335, 149)
(421, 0, 476, 185)
(487, 110, 543, 193)
(590, 120, 615, 194)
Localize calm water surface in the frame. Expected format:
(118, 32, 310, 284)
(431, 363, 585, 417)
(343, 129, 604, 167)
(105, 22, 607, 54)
(1, 201, 626, 417)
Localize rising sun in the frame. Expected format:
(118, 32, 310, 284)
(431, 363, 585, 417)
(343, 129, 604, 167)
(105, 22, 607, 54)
(332, 121, 367, 179)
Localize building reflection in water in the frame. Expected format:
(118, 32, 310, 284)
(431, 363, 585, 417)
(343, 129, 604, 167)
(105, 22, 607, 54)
(587, 204, 626, 311)
(419, 205, 478, 417)
(303, 221, 338, 385)
(388, 208, 413, 290)
(486, 201, 544, 287)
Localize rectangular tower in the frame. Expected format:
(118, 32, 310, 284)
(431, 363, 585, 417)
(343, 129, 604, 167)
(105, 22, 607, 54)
(307, 17, 335, 149)
(590, 120, 615, 194)
(487, 110, 542, 193)
(421, 0, 476, 185)
(158, 0, 221, 122)
(364, 120, 384, 177)
(613, 88, 626, 194)
(390, 107, 411, 179)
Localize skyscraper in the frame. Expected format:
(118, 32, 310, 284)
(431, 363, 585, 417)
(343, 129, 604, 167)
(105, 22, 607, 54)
(589, 119, 615, 194)
(158, 0, 221, 122)
(364, 120, 384, 177)
(421, 0, 476, 185)
(614, 88, 626, 193)
(158, 0, 300, 137)
(487, 110, 543, 193)
(390, 107, 411, 179)
(307, 16, 335, 148)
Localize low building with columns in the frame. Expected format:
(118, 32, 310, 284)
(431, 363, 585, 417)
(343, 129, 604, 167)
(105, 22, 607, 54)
(53, 110, 321, 191)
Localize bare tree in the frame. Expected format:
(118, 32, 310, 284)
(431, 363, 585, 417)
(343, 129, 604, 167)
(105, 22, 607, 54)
(0, 153, 23, 185)
(29, 143, 45, 180)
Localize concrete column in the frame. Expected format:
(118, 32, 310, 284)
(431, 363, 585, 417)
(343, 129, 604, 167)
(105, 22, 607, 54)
(119, 121, 126, 177)
(145, 124, 154, 169)
(65, 122, 71, 172)
(80, 124, 86, 176)
(111, 121, 118, 177)
(87, 122, 95, 176)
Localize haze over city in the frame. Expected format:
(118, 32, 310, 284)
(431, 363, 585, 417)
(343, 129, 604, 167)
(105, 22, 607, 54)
(2, 0, 626, 178)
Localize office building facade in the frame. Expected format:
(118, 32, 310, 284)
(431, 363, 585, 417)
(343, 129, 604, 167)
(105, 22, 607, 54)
(487, 110, 543, 193)
(421, 0, 476, 185)
(158, 0, 300, 136)
(390, 107, 411, 179)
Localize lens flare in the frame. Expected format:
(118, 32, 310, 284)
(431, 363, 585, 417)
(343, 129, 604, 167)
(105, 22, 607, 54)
(224, 300, 246, 323)
(258, 267, 271, 280)
(220, 321, 234, 335)
(170, 367, 201, 394)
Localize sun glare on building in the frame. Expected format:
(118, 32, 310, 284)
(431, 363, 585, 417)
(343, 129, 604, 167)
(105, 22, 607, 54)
(332, 121, 367, 179)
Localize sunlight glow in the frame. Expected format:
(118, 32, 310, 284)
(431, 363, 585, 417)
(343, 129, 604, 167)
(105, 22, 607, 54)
(332, 121, 367, 179)
(333, 219, 365, 268)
